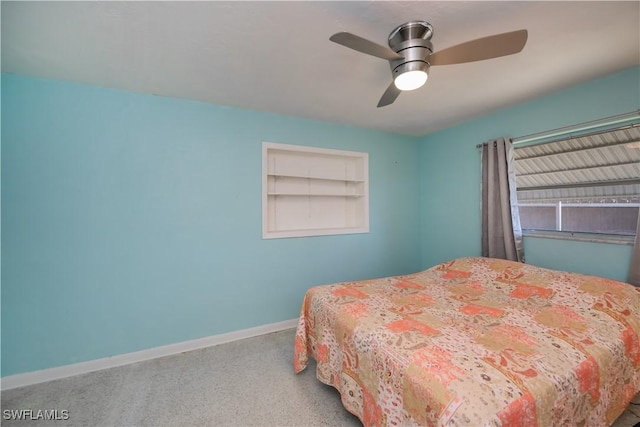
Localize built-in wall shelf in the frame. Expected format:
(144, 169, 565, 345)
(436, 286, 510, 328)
(262, 142, 369, 239)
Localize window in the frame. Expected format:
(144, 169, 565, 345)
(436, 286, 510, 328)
(262, 142, 369, 239)
(515, 123, 640, 241)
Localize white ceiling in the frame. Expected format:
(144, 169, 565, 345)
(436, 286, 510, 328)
(2, 1, 639, 136)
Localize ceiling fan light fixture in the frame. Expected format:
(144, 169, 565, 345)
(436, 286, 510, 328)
(393, 61, 429, 91)
(394, 69, 428, 91)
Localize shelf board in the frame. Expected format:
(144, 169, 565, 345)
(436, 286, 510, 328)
(267, 192, 363, 197)
(267, 173, 364, 183)
(264, 225, 369, 239)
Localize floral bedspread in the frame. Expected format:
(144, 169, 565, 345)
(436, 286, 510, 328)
(294, 257, 640, 426)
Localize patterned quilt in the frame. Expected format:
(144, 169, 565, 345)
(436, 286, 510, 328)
(294, 257, 640, 426)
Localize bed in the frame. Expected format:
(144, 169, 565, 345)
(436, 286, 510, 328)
(294, 257, 640, 426)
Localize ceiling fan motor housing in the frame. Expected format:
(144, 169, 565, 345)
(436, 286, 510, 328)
(388, 21, 433, 79)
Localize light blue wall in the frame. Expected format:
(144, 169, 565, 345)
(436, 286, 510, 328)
(523, 237, 632, 282)
(419, 66, 639, 280)
(3, 66, 638, 377)
(1, 74, 422, 376)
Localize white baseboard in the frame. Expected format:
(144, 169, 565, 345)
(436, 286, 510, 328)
(1, 318, 298, 391)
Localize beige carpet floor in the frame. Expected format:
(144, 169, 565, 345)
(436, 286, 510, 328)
(2, 328, 639, 426)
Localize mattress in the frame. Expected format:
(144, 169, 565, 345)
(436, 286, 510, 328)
(294, 257, 640, 426)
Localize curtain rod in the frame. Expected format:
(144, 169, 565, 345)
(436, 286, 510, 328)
(475, 110, 640, 149)
(512, 110, 640, 146)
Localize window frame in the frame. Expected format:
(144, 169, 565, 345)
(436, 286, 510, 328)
(514, 122, 640, 245)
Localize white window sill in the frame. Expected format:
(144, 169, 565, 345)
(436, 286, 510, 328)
(522, 230, 635, 246)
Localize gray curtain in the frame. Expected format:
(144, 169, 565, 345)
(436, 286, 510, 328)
(628, 215, 640, 286)
(481, 137, 524, 262)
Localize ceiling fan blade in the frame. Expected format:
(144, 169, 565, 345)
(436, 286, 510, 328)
(330, 32, 403, 61)
(377, 82, 401, 108)
(430, 29, 528, 66)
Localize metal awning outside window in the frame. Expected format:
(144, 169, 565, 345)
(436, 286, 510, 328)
(515, 124, 640, 203)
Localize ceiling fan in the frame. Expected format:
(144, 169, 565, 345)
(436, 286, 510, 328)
(330, 21, 528, 107)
